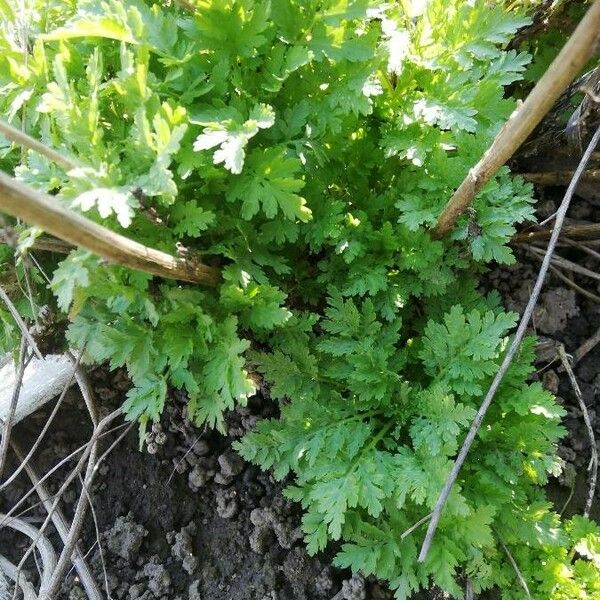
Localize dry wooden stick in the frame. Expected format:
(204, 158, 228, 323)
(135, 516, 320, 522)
(433, 0, 600, 238)
(521, 169, 600, 186)
(418, 125, 600, 563)
(0, 285, 43, 359)
(0, 119, 78, 172)
(0, 171, 221, 286)
(558, 345, 598, 518)
(0, 337, 27, 482)
(465, 578, 473, 600)
(10, 440, 102, 600)
(573, 326, 600, 364)
(497, 534, 532, 599)
(514, 223, 600, 243)
(528, 245, 600, 282)
(547, 263, 600, 304)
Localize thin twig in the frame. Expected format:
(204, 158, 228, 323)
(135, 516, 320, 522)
(433, 1, 600, 237)
(0, 423, 129, 529)
(528, 245, 600, 282)
(0, 119, 78, 171)
(558, 345, 598, 517)
(167, 428, 206, 484)
(465, 578, 473, 600)
(418, 125, 600, 563)
(513, 223, 600, 243)
(68, 349, 97, 426)
(521, 169, 600, 187)
(10, 409, 122, 600)
(400, 512, 432, 540)
(547, 263, 600, 304)
(563, 238, 600, 261)
(40, 418, 131, 600)
(573, 325, 600, 364)
(497, 534, 532, 600)
(525, 246, 600, 303)
(0, 285, 43, 359)
(77, 473, 109, 599)
(0, 514, 57, 595)
(0, 230, 73, 254)
(10, 440, 102, 600)
(0, 336, 27, 481)
(0, 171, 221, 286)
(0, 348, 84, 491)
(0, 555, 37, 600)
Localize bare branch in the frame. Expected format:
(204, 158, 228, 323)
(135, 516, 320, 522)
(0, 119, 78, 172)
(433, 1, 600, 238)
(0, 350, 82, 491)
(497, 535, 532, 600)
(558, 345, 598, 517)
(514, 223, 600, 243)
(418, 125, 600, 563)
(0, 285, 43, 359)
(0, 171, 221, 286)
(10, 440, 102, 600)
(0, 513, 58, 595)
(0, 337, 27, 481)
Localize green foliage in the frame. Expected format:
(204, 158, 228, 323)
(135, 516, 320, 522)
(0, 0, 598, 597)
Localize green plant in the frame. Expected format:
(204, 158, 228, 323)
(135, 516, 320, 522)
(1, 0, 599, 597)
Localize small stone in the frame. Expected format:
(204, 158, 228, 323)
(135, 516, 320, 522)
(542, 369, 560, 394)
(105, 514, 147, 562)
(188, 465, 211, 491)
(189, 580, 202, 600)
(218, 450, 245, 477)
(214, 472, 234, 486)
(216, 488, 239, 519)
(193, 440, 210, 456)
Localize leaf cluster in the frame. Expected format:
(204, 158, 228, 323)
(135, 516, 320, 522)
(0, 0, 598, 597)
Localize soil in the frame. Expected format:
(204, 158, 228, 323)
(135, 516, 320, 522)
(2, 192, 600, 600)
(0, 370, 391, 600)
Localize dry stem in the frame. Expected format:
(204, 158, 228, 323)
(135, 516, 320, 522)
(0, 119, 78, 172)
(418, 125, 600, 563)
(558, 345, 598, 517)
(433, 1, 600, 238)
(0, 171, 221, 286)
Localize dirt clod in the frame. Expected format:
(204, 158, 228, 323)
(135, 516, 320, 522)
(105, 513, 147, 561)
(168, 522, 198, 574)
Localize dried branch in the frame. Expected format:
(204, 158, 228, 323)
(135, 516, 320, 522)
(0, 228, 73, 254)
(521, 169, 600, 186)
(528, 245, 600, 282)
(0, 423, 129, 528)
(0, 171, 221, 286)
(513, 223, 600, 243)
(0, 514, 58, 595)
(0, 119, 78, 172)
(548, 263, 600, 304)
(558, 345, 598, 517)
(400, 512, 432, 540)
(433, 1, 600, 238)
(9, 408, 122, 600)
(418, 125, 600, 563)
(0, 337, 27, 481)
(465, 578, 473, 600)
(0, 556, 37, 600)
(0, 285, 43, 359)
(40, 419, 132, 600)
(0, 351, 81, 492)
(497, 534, 532, 600)
(10, 441, 102, 600)
(573, 325, 600, 364)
